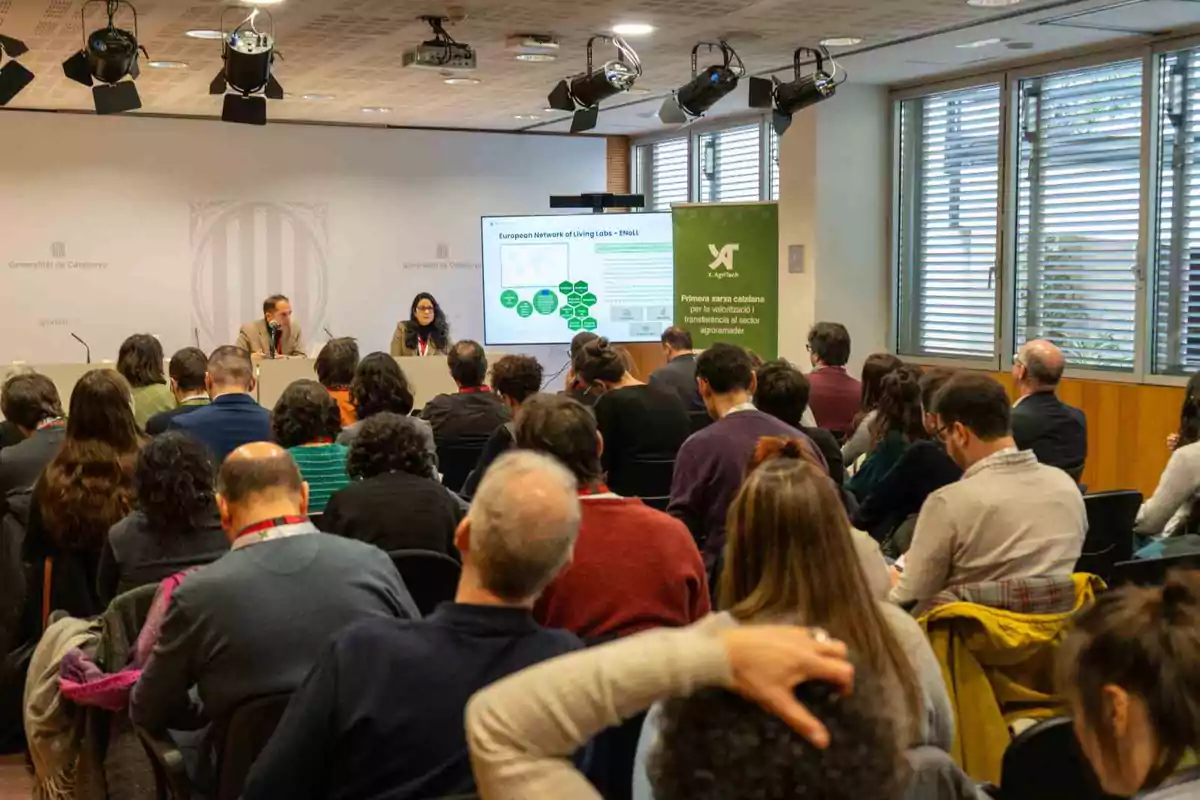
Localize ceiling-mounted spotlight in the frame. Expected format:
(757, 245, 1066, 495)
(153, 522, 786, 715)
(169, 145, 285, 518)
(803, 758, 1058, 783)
(0, 33, 34, 106)
(547, 35, 641, 133)
(209, 6, 284, 126)
(61, 0, 148, 115)
(748, 46, 843, 136)
(659, 40, 745, 125)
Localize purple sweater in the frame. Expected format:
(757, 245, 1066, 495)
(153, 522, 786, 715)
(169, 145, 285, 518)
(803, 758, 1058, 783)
(668, 409, 826, 567)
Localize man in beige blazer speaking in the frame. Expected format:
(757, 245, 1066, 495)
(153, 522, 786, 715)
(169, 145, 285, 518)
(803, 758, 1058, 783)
(236, 294, 307, 359)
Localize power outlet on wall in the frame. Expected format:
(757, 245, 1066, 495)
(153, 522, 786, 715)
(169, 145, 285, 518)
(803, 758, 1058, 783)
(788, 244, 806, 274)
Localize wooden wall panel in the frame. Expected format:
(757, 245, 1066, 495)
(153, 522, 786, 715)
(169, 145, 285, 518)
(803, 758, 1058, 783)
(606, 136, 631, 194)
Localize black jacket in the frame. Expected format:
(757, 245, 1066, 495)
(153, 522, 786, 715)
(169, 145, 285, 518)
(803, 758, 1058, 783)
(318, 471, 465, 558)
(851, 440, 962, 542)
(801, 425, 846, 486)
(421, 389, 510, 446)
(0, 425, 64, 498)
(1011, 392, 1087, 478)
(145, 399, 210, 436)
(648, 354, 705, 416)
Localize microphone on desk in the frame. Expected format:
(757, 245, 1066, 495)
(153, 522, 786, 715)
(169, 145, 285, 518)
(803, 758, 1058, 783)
(267, 320, 280, 360)
(70, 332, 91, 365)
(193, 327, 201, 350)
(323, 326, 334, 340)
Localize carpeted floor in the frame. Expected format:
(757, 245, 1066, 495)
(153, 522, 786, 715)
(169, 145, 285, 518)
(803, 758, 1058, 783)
(0, 755, 31, 799)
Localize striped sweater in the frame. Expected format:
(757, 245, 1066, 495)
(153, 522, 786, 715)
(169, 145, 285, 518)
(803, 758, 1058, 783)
(289, 443, 351, 514)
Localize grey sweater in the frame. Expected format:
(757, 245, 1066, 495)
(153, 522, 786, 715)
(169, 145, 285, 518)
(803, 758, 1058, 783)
(130, 530, 418, 733)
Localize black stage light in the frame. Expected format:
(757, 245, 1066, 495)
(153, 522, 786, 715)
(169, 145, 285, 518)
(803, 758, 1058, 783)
(660, 40, 745, 125)
(210, 7, 283, 126)
(61, 0, 147, 115)
(748, 46, 842, 135)
(548, 35, 641, 134)
(0, 33, 34, 106)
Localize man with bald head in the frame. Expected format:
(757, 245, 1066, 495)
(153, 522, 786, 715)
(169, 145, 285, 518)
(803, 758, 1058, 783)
(1011, 339, 1088, 479)
(131, 443, 416, 776)
(242, 451, 584, 800)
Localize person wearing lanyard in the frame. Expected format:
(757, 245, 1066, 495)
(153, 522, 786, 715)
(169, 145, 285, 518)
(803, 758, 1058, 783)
(129, 441, 417, 782)
(392, 292, 452, 358)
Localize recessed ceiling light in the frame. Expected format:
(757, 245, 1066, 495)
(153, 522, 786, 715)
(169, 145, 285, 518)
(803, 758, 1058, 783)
(820, 37, 863, 47)
(443, 77, 481, 85)
(967, 0, 1021, 6)
(514, 53, 558, 63)
(956, 37, 1004, 48)
(301, 93, 336, 101)
(361, 106, 392, 113)
(612, 23, 654, 36)
(147, 60, 189, 69)
(543, 107, 558, 113)
(513, 114, 541, 120)
(184, 29, 224, 40)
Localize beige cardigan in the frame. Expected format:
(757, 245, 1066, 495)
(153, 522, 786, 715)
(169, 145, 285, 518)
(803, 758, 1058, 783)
(466, 620, 732, 799)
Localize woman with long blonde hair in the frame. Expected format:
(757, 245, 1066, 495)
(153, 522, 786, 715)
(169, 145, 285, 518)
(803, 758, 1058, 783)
(719, 437, 952, 749)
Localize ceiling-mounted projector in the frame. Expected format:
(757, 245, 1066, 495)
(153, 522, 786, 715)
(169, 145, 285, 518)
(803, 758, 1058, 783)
(403, 15, 477, 71)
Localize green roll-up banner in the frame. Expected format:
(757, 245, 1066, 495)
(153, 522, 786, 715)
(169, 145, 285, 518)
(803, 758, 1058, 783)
(672, 202, 779, 359)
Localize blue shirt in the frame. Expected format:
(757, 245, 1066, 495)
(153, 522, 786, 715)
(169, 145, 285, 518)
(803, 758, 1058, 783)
(169, 393, 271, 464)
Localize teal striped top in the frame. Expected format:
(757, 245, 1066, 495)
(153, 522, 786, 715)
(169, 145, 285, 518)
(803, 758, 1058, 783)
(289, 443, 351, 514)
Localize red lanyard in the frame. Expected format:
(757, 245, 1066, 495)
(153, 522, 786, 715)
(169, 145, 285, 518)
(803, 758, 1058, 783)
(418, 337, 429, 357)
(235, 515, 307, 540)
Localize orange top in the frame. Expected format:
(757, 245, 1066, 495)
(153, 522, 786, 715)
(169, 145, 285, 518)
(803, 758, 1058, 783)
(327, 387, 357, 429)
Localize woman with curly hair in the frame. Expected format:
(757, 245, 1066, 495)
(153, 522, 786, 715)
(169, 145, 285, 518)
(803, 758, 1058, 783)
(96, 431, 229, 604)
(318, 413, 463, 557)
(271, 379, 349, 514)
(27, 369, 143, 622)
(117, 333, 175, 429)
(336, 352, 437, 473)
(459, 355, 544, 499)
(846, 364, 927, 502)
(391, 292, 452, 358)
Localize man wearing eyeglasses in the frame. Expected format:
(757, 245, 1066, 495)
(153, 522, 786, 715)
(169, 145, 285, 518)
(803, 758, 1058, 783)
(1010, 340, 1088, 482)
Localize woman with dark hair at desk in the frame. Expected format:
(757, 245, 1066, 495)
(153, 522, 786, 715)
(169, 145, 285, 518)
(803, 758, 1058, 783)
(391, 293, 452, 358)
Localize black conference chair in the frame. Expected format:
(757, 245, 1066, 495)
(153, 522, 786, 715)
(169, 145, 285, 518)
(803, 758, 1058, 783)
(136, 725, 191, 800)
(1077, 490, 1141, 584)
(1112, 552, 1200, 587)
(436, 434, 492, 495)
(389, 549, 462, 617)
(996, 717, 1117, 800)
(611, 457, 675, 505)
(214, 692, 294, 800)
(687, 410, 713, 435)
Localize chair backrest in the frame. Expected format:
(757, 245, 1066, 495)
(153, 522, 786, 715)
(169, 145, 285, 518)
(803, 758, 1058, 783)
(614, 458, 675, 502)
(215, 692, 293, 800)
(1113, 553, 1200, 586)
(1077, 490, 1141, 583)
(389, 549, 462, 617)
(999, 717, 1116, 800)
(436, 434, 492, 494)
(687, 410, 712, 435)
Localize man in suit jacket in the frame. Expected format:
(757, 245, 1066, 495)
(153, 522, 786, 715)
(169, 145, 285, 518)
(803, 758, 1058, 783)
(146, 347, 211, 435)
(131, 442, 415, 762)
(170, 346, 271, 465)
(649, 327, 708, 431)
(236, 294, 307, 358)
(0, 372, 65, 496)
(1011, 339, 1087, 479)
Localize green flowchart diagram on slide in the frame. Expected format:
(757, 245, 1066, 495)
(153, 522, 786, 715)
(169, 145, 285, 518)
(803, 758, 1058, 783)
(499, 280, 599, 333)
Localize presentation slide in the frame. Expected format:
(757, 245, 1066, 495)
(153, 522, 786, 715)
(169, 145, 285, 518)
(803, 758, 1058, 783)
(481, 213, 675, 346)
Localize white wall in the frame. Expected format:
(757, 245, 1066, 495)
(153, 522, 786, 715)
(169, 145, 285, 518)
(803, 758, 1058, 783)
(776, 85, 891, 378)
(0, 112, 606, 370)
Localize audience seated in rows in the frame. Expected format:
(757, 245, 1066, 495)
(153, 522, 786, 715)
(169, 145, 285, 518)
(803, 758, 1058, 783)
(851, 368, 962, 546)
(466, 623, 870, 799)
(516, 393, 709, 640)
(648, 327, 707, 425)
(1011, 339, 1088, 480)
(890, 373, 1087, 613)
(460, 354, 543, 499)
(130, 443, 417, 779)
(318, 413, 464, 558)
(563, 331, 601, 407)
(804, 322, 861, 437)
(27, 369, 141, 623)
(272, 379, 350, 514)
(118, 334, 175, 430)
(577, 338, 691, 499)
(1057, 573, 1200, 799)
(847, 365, 928, 502)
(668, 343, 825, 568)
(716, 439, 952, 751)
(336, 352, 437, 472)
(752, 360, 845, 485)
(0, 372, 64, 497)
(145, 347, 211, 435)
(842, 352, 903, 465)
(316, 337, 361, 429)
(422, 340, 510, 446)
(1135, 371, 1200, 538)
(96, 431, 228, 605)
(244, 451, 584, 800)
(169, 345, 270, 464)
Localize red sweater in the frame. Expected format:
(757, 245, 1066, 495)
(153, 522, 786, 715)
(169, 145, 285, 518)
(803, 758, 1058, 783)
(534, 496, 710, 640)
